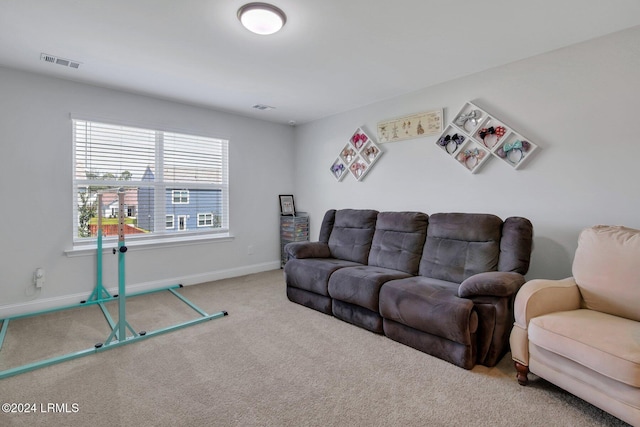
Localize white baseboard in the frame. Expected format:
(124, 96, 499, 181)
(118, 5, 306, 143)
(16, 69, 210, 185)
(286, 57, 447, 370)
(0, 261, 280, 319)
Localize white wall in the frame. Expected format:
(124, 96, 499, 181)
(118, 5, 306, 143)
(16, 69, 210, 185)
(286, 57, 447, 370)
(0, 67, 295, 315)
(292, 26, 640, 281)
(3, 26, 639, 316)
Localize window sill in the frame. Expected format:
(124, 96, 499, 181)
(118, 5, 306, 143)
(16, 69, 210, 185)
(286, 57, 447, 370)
(65, 233, 234, 257)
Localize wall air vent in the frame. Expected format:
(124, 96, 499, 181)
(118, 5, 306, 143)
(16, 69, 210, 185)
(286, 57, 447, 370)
(40, 53, 81, 69)
(252, 104, 275, 111)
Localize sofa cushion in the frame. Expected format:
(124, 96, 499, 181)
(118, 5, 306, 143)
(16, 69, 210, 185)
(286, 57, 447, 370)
(286, 241, 331, 259)
(379, 276, 477, 345)
(367, 211, 428, 274)
(498, 217, 533, 274)
(418, 213, 502, 283)
(328, 209, 378, 264)
(573, 225, 640, 322)
(458, 271, 525, 298)
(529, 309, 640, 388)
(318, 209, 336, 243)
(284, 258, 361, 296)
(328, 265, 412, 312)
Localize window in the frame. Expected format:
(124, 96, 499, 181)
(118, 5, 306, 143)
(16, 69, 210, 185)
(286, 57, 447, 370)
(73, 119, 229, 243)
(172, 190, 189, 204)
(198, 213, 214, 227)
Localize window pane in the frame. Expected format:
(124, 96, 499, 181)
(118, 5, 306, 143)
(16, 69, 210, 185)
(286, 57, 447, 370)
(171, 190, 189, 204)
(75, 121, 155, 182)
(77, 186, 152, 238)
(164, 132, 224, 184)
(165, 215, 174, 229)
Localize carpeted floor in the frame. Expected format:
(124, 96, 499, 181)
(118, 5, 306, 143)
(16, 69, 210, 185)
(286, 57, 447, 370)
(0, 270, 629, 426)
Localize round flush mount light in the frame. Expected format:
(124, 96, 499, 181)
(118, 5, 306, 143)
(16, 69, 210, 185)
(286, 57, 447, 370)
(237, 3, 286, 35)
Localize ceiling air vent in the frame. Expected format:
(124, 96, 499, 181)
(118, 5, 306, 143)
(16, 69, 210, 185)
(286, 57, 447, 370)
(40, 53, 81, 69)
(252, 104, 275, 111)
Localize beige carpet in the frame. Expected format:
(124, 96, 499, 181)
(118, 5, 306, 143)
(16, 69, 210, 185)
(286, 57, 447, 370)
(0, 270, 629, 426)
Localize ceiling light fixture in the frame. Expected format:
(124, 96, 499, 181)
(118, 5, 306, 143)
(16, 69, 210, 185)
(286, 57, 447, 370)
(237, 3, 286, 35)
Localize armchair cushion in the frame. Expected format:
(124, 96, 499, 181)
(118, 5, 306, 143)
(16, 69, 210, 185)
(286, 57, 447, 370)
(529, 309, 640, 388)
(510, 277, 582, 366)
(573, 225, 640, 322)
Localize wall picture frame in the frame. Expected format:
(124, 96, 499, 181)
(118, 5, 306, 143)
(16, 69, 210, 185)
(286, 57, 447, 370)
(279, 194, 296, 216)
(377, 109, 443, 143)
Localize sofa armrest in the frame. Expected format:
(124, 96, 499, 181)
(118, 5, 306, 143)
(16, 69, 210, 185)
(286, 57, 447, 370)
(285, 241, 331, 259)
(510, 277, 581, 367)
(458, 271, 525, 298)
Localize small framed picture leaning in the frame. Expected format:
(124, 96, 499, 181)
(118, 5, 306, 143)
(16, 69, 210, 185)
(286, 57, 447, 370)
(279, 195, 296, 216)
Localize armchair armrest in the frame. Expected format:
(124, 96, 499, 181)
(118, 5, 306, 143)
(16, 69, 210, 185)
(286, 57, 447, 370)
(513, 277, 582, 329)
(510, 277, 581, 368)
(458, 271, 525, 298)
(285, 241, 331, 259)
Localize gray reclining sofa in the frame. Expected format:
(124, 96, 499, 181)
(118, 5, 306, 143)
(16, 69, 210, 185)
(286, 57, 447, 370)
(284, 209, 533, 369)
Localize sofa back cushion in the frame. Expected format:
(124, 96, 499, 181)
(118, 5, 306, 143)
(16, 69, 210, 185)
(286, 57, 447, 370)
(419, 213, 502, 283)
(498, 217, 533, 275)
(318, 209, 336, 243)
(328, 209, 379, 264)
(573, 225, 640, 322)
(368, 212, 429, 274)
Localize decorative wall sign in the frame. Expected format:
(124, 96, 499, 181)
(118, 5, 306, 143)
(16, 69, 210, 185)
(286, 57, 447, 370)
(377, 109, 443, 143)
(436, 102, 539, 173)
(330, 127, 383, 182)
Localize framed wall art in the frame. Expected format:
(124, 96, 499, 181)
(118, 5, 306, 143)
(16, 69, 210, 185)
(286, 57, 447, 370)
(279, 194, 296, 216)
(377, 109, 443, 143)
(329, 127, 383, 182)
(435, 101, 540, 173)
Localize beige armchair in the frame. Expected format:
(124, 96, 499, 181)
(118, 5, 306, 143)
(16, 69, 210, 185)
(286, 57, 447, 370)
(510, 225, 640, 426)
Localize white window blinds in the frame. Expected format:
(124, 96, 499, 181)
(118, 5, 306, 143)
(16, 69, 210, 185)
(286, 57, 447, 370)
(73, 119, 229, 241)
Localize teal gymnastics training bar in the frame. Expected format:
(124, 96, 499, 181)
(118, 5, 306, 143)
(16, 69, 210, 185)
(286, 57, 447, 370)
(0, 190, 227, 379)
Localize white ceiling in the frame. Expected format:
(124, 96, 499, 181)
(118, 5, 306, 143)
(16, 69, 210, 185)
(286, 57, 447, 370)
(1, 1, 639, 125)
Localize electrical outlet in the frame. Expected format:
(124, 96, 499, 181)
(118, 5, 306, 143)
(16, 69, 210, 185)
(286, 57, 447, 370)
(34, 268, 45, 288)
(247, 245, 254, 255)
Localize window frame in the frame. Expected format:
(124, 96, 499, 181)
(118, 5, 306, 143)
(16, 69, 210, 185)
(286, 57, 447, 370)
(166, 214, 175, 229)
(197, 212, 214, 227)
(171, 190, 190, 204)
(72, 117, 230, 248)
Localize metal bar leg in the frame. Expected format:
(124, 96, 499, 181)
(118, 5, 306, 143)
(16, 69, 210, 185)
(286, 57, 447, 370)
(0, 319, 9, 351)
(168, 287, 210, 317)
